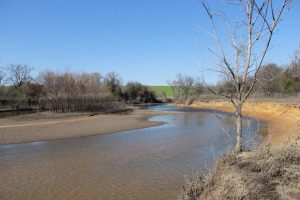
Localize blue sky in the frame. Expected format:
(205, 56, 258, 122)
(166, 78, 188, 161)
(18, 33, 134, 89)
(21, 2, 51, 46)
(0, 0, 299, 85)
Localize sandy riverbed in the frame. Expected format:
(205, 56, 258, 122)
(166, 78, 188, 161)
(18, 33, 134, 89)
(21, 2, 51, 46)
(0, 109, 170, 145)
(177, 100, 300, 143)
(1, 101, 299, 145)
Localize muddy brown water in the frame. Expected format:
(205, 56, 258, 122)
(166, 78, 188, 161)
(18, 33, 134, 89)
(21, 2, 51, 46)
(0, 106, 266, 200)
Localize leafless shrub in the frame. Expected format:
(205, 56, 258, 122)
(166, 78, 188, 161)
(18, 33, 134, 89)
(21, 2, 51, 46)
(38, 71, 126, 113)
(48, 95, 125, 113)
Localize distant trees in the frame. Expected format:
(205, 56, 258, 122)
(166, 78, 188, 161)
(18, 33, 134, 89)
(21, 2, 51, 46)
(39, 71, 108, 99)
(193, 78, 205, 97)
(125, 81, 142, 100)
(38, 71, 118, 112)
(0, 69, 5, 86)
(0, 64, 159, 112)
(167, 80, 180, 100)
(2, 64, 34, 110)
(167, 74, 205, 100)
(0, 70, 5, 100)
(177, 73, 195, 98)
(6, 64, 33, 87)
(124, 81, 156, 103)
(257, 64, 282, 97)
(216, 80, 236, 96)
(104, 72, 123, 99)
(166, 48, 300, 101)
(281, 50, 300, 93)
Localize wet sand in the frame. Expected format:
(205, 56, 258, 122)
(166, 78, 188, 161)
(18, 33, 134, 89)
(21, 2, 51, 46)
(177, 100, 300, 143)
(0, 109, 170, 145)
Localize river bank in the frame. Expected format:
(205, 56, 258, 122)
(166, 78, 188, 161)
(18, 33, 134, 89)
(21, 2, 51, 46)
(177, 100, 300, 200)
(180, 139, 300, 200)
(176, 100, 300, 144)
(0, 108, 170, 145)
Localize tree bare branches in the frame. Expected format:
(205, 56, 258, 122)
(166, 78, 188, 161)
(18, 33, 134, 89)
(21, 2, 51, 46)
(0, 70, 5, 86)
(6, 64, 33, 87)
(201, 0, 292, 152)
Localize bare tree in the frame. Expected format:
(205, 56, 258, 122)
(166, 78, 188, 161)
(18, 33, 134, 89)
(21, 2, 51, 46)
(38, 70, 117, 112)
(104, 72, 123, 98)
(167, 79, 180, 100)
(290, 45, 300, 81)
(193, 78, 205, 97)
(282, 48, 300, 93)
(201, 0, 292, 152)
(0, 70, 5, 99)
(6, 64, 33, 87)
(292, 44, 300, 62)
(0, 70, 5, 86)
(177, 73, 195, 98)
(257, 63, 282, 96)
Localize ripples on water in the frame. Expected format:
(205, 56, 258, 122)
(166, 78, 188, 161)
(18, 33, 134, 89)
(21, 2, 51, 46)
(0, 105, 267, 200)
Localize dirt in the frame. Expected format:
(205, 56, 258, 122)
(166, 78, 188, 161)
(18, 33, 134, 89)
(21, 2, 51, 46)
(0, 109, 170, 145)
(180, 140, 300, 200)
(177, 100, 300, 144)
(177, 100, 300, 200)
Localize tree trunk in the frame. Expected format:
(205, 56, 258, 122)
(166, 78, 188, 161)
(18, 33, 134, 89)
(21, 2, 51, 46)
(234, 104, 243, 153)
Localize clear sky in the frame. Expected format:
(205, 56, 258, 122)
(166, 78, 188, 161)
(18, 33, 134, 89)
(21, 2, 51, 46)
(0, 0, 299, 85)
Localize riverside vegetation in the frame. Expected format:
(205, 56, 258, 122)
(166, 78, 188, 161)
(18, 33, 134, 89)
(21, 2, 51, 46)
(0, 66, 159, 114)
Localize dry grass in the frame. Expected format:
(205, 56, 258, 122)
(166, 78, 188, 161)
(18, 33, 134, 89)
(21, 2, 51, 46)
(179, 140, 300, 200)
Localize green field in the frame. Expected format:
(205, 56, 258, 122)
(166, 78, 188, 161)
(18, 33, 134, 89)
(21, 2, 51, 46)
(149, 86, 173, 98)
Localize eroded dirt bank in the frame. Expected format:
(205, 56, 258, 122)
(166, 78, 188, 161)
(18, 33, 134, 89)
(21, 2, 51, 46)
(177, 100, 300, 144)
(180, 140, 300, 200)
(178, 100, 300, 200)
(0, 109, 169, 145)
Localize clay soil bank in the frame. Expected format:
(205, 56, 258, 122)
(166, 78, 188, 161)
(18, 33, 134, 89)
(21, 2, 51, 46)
(177, 100, 300, 144)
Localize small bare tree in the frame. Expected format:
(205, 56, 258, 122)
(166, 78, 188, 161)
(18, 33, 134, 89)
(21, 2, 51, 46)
(201, 0, 292, 152)
(6, 64, 33, 87)
(167, 79, 180, 100)
(177, 73, 195, 98)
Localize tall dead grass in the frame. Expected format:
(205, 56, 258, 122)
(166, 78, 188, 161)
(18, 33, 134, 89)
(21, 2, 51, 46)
(179, 140, 300, 200)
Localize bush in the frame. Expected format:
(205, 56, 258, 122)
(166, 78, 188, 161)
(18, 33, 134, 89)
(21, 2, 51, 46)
(124, 81, 157, 103)
(48, 95, 125, 113)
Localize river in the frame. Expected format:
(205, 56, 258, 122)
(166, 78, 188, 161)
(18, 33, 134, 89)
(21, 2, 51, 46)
(0, 105, 266, 200)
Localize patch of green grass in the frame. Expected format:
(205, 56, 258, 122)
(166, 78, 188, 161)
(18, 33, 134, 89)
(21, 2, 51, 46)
(149, 86, 173, 97)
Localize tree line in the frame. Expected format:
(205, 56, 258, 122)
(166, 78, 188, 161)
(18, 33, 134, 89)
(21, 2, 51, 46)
(0, 65, 158, 112)
(168, 46, 300, 102)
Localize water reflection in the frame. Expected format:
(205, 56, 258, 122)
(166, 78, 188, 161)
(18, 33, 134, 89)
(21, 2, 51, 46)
(0, 106, 266, 200)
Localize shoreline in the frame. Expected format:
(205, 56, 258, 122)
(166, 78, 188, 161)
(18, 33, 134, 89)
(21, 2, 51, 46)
(176, 100, 300, 144)
(0, 109, 170, 145)
(1, 100, 299, 145)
